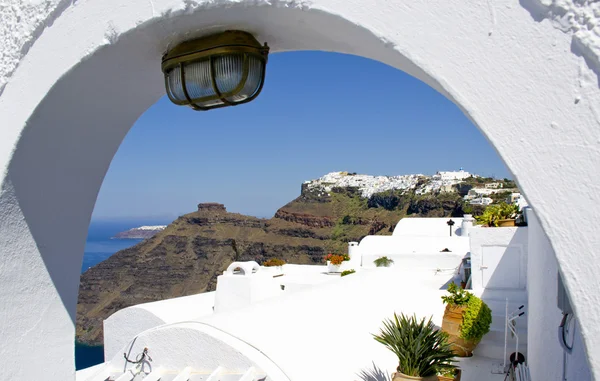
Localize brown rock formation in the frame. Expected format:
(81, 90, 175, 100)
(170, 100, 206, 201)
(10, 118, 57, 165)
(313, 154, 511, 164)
(273, 209, 336, 228)
(198, 202, 226, 212)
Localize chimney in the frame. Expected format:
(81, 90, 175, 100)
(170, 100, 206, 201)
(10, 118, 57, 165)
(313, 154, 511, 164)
(461, 214, 474, 237)
(214, 261, 281, 313)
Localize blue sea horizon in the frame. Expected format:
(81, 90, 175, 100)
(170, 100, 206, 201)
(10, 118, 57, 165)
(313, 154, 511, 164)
(77, 219, 169, 370)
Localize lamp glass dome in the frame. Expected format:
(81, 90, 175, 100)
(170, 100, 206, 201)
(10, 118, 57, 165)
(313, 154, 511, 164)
(161, 31, 269, 111)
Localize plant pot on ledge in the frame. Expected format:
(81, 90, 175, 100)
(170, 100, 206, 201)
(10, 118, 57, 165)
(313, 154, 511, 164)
(497, 218, 515, 227)
(441, 283, 492, 357)
(437, 369, 462, 381)
(324, 253, 350, 273)
(392, 372, 437, 381)
(374, 313, 457, 381)
(441, 305, 480, 357)
(327, 261, 341, 273)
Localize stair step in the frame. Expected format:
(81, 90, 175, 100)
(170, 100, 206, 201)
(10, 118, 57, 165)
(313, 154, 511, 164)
(206, 366, 223, 381)
(474, 341, 527, 362)
(480, 290, 527, 303)
(490, 314, 527, 331)
(239, 367, 256, 381)
(484, 300, 527, 314)
(143, 369, 164, 381)
(86, 367, 111, 381)
(484, 326, 528, 344)
(114, 372, 134, 381)
(172, 367, 192, 381)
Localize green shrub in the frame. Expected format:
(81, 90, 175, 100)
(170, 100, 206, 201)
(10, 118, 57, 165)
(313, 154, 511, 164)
(460, 296, 492, 341)
(373, 313, 456, 377)
(441, 283, 492, 341)
(340, 269, 356, 277)
(476, 203, 521, 227)
(374, 256, 394, 267)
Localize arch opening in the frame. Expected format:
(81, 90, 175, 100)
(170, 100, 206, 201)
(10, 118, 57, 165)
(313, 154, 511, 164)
(2, 1, 600, 380)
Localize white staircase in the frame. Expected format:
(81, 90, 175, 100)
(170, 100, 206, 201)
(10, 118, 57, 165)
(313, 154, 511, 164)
(473, 290, 528, 364)
(98, 366, 268, 381)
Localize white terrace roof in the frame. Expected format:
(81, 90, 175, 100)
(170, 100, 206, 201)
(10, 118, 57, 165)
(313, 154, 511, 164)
(392, 217, 465, 237)
(196, 262, 462, 380)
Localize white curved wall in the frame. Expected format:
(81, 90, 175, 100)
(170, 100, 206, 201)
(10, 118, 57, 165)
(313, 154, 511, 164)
(527, 211, 592, 380)
(103, 291, 216, 361)
(105, 322, 290, 380)
(2, 0, 600, 379)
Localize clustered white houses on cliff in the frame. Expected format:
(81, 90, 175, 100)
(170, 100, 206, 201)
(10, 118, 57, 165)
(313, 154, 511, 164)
(2, 0, 600, 380)
(304, 170, 477, 198)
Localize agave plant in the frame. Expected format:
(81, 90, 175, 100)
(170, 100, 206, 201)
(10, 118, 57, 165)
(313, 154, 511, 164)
(373, 313, 456, 377)
(374, 256, 394, 267)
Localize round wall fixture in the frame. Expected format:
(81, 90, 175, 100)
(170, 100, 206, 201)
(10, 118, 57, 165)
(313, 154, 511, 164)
(161, 30, 270, 111)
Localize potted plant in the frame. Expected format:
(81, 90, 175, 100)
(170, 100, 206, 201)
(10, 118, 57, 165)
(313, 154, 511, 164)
(324, 253, 350, 273)
(374, 256, 394, 267)
(441, 283, 492, 357)
(373, 313, 458, 381)
(438, 369, 462, 381)
(263, 258, 286, 274)
(497, 203, 519, 227)
(475, 203, 520, 227)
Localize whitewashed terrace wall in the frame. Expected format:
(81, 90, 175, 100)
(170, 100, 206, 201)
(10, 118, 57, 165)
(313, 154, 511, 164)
(527, 210, 591, 380)
(1, 0, 600, 379)
(469, 227, 528, 293)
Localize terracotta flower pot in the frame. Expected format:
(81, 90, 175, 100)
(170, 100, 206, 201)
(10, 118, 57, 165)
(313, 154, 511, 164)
(441, 305, 480, 357)
(391, 372, 437, 381)
(497, 219, 515, 227)
(437, 369, 462, 381)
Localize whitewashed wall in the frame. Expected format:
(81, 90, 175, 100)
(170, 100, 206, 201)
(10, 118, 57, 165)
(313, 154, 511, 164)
(527, 210, 591, 381)
(2, 0, 600, 379)
(469, 227, 528, 293)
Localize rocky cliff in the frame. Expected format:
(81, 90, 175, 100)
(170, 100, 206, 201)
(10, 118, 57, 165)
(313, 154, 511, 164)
(76, 172, 502, 345)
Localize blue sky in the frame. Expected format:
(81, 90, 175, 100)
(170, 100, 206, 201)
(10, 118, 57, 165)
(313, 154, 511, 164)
(91, 51, 511, 222)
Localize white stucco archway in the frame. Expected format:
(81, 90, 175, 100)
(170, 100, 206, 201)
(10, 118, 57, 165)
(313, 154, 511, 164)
(2, 0, 600, 379)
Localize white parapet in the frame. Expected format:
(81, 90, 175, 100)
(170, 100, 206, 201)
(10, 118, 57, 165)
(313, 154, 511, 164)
(214, 261, 282, 314)
(104, 292, 216, 360)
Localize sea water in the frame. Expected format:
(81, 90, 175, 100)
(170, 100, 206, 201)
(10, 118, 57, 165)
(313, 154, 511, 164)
(76, 220, 165, 370)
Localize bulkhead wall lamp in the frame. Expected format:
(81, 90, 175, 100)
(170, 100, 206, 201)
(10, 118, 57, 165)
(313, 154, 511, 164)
(161, 30, 270, 111)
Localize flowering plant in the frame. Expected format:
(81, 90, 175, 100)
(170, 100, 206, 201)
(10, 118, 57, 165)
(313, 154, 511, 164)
(324, 253, 350, 265)
(263, 258, 286, 267)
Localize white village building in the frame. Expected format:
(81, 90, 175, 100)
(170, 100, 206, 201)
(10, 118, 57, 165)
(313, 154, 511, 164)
(469, 197, 494, 206)
(433, 169, 472, 182)
(2, 0, 600, 380)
